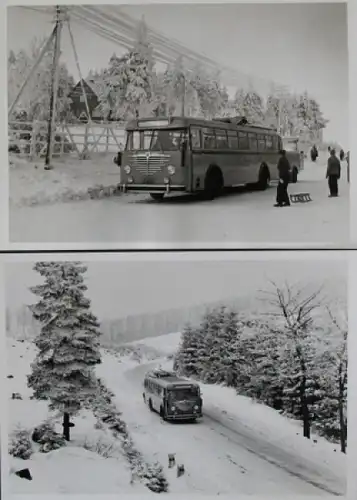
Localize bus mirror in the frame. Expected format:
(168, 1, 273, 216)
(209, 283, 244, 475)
(113, 152, 122, 166)
(181, 139, 187, 167)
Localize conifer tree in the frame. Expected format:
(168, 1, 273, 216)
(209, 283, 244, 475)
(27, 261, 102, 441)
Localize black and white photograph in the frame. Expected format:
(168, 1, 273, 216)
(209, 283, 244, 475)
(5, 254, 347, 495)
(7, 3, 350, 247)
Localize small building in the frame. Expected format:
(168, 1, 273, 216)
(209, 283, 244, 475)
(68, 79, 101, 121)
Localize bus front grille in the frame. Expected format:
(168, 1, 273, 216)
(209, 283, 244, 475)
(130, 154, 170, 176)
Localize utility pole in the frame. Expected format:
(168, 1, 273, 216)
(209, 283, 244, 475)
(45, 5, 63, 170)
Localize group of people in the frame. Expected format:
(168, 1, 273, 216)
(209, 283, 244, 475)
(274, 146, 347, 207)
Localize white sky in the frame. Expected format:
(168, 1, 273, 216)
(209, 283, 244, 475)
(5, 259, 347, 321)
(7, 3, 349, 145)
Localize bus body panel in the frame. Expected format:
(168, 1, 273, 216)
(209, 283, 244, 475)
(143, 372, 202, 420)
(119, 116, 294, 195)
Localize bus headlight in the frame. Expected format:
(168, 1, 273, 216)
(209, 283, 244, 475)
(171, 406, 176, 411)
(194, 405, 199, 410)
(164, 177, 170, 184)
(167, 165, 176, 175)
(124, 165, 131, 174)
(127, 176, 134, 184)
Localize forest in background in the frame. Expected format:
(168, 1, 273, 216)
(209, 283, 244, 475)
(8, 18, 329, 144)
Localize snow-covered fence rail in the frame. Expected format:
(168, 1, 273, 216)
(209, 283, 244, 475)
(8, 121, 126, 160)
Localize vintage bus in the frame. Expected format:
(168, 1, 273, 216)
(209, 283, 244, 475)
(114, 116, 303, 200)
(143, 369, 203, 421)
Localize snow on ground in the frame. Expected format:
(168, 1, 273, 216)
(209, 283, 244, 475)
(9, 156, 349, 245)
(7, 338, 144, 495)
(7, 331, 346, 495)
(9, 154, 121, 207)
(97, 333, 346, 496)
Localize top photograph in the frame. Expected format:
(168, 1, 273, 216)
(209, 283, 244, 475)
(7, 2, 350, 248)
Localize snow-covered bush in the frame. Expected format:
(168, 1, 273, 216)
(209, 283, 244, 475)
(9, 429, 33, 460)
(141, 462, 169, 493)
(82, 435, 119, 459)
(32, 421, 66, 453)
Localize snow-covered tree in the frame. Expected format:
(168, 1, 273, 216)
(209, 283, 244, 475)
(99, 18, 155, 120)
(263, 282, 324, 439)
(313, 306, 347, 452)
(27, 261, 102, 441)
(232, 87, 265, 124)
(8, 37, 74, 122)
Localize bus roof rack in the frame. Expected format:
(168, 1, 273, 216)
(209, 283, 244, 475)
(149, 369, 176, 378)
(213, 116, 276, 131)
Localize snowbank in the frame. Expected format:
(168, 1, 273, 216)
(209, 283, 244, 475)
(7, 339, 145, 494)
(9, 155, 122, 207)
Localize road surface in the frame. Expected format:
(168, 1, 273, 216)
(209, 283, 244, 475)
(10, 160, 349, 246)
(98, 356, 345, 496)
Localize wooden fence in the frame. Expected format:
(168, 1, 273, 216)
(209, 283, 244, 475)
(8, 121, 126, 160)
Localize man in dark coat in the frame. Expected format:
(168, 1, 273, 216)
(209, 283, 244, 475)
(340, 149, 345, 161)
(274, 149, 291, 207)
(326, 149, 341, 197)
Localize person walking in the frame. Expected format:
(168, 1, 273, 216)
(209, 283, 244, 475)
(274, 149, 291, 207)
(340, 149, 345, 161)
(326, 148, 341, 197)
(346, 151, 350, 183)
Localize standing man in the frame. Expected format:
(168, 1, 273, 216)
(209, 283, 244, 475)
(274, 149, 291, 207)
(326, 148, 341, 197)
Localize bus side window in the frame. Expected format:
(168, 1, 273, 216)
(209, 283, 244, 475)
(248, 132, 257, 151)
(238, 132, 249, 150)
(190, 127, 201, 149)
(227, 131, 238, 149)
(258, 135, 266, 152)
(265, 135, 274, 151)
(203, 128, 216, 149)
(215, 129, 228, 149)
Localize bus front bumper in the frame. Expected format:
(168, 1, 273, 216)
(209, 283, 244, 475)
(120, 183, 186, 194)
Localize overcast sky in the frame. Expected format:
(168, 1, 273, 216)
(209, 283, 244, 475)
(5, 258, 347, 321)
(7, 3, 348, 144)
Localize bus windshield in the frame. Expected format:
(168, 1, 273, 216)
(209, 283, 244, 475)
(168, 386, 199, 401)
(126, 129, 188, 151)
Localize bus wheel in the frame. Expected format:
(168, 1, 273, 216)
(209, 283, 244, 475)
(257, 166, 270, 190)
(150, 193, 165, 201)
(291, 168, 298, 184)
(148, 399, 154, 411)
(203, 167, 223, 200)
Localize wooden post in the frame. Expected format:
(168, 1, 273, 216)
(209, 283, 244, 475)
(30, 121, 38, 159)
(45, 6, 63, 170)
(106, 125, 110, 153)
(60, 122, 65, 156)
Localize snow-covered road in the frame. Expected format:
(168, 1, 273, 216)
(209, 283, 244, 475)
(98, 352, 345, 496)
(9, 160, 349, 245)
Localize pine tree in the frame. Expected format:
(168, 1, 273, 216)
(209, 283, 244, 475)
(101, 18, 155, 120)
(174, 323, 206, 377)
(27, 261, 102, 441)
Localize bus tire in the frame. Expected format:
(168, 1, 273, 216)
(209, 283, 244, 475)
(291, 167, 298, 184)
(150, 193, 165, 201)
(203, 167, 223, 200)
(148, 399, 154, 412)
(257, 166, 270, 191)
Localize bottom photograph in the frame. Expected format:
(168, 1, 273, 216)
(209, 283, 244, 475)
(5, 254, 347, 496)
